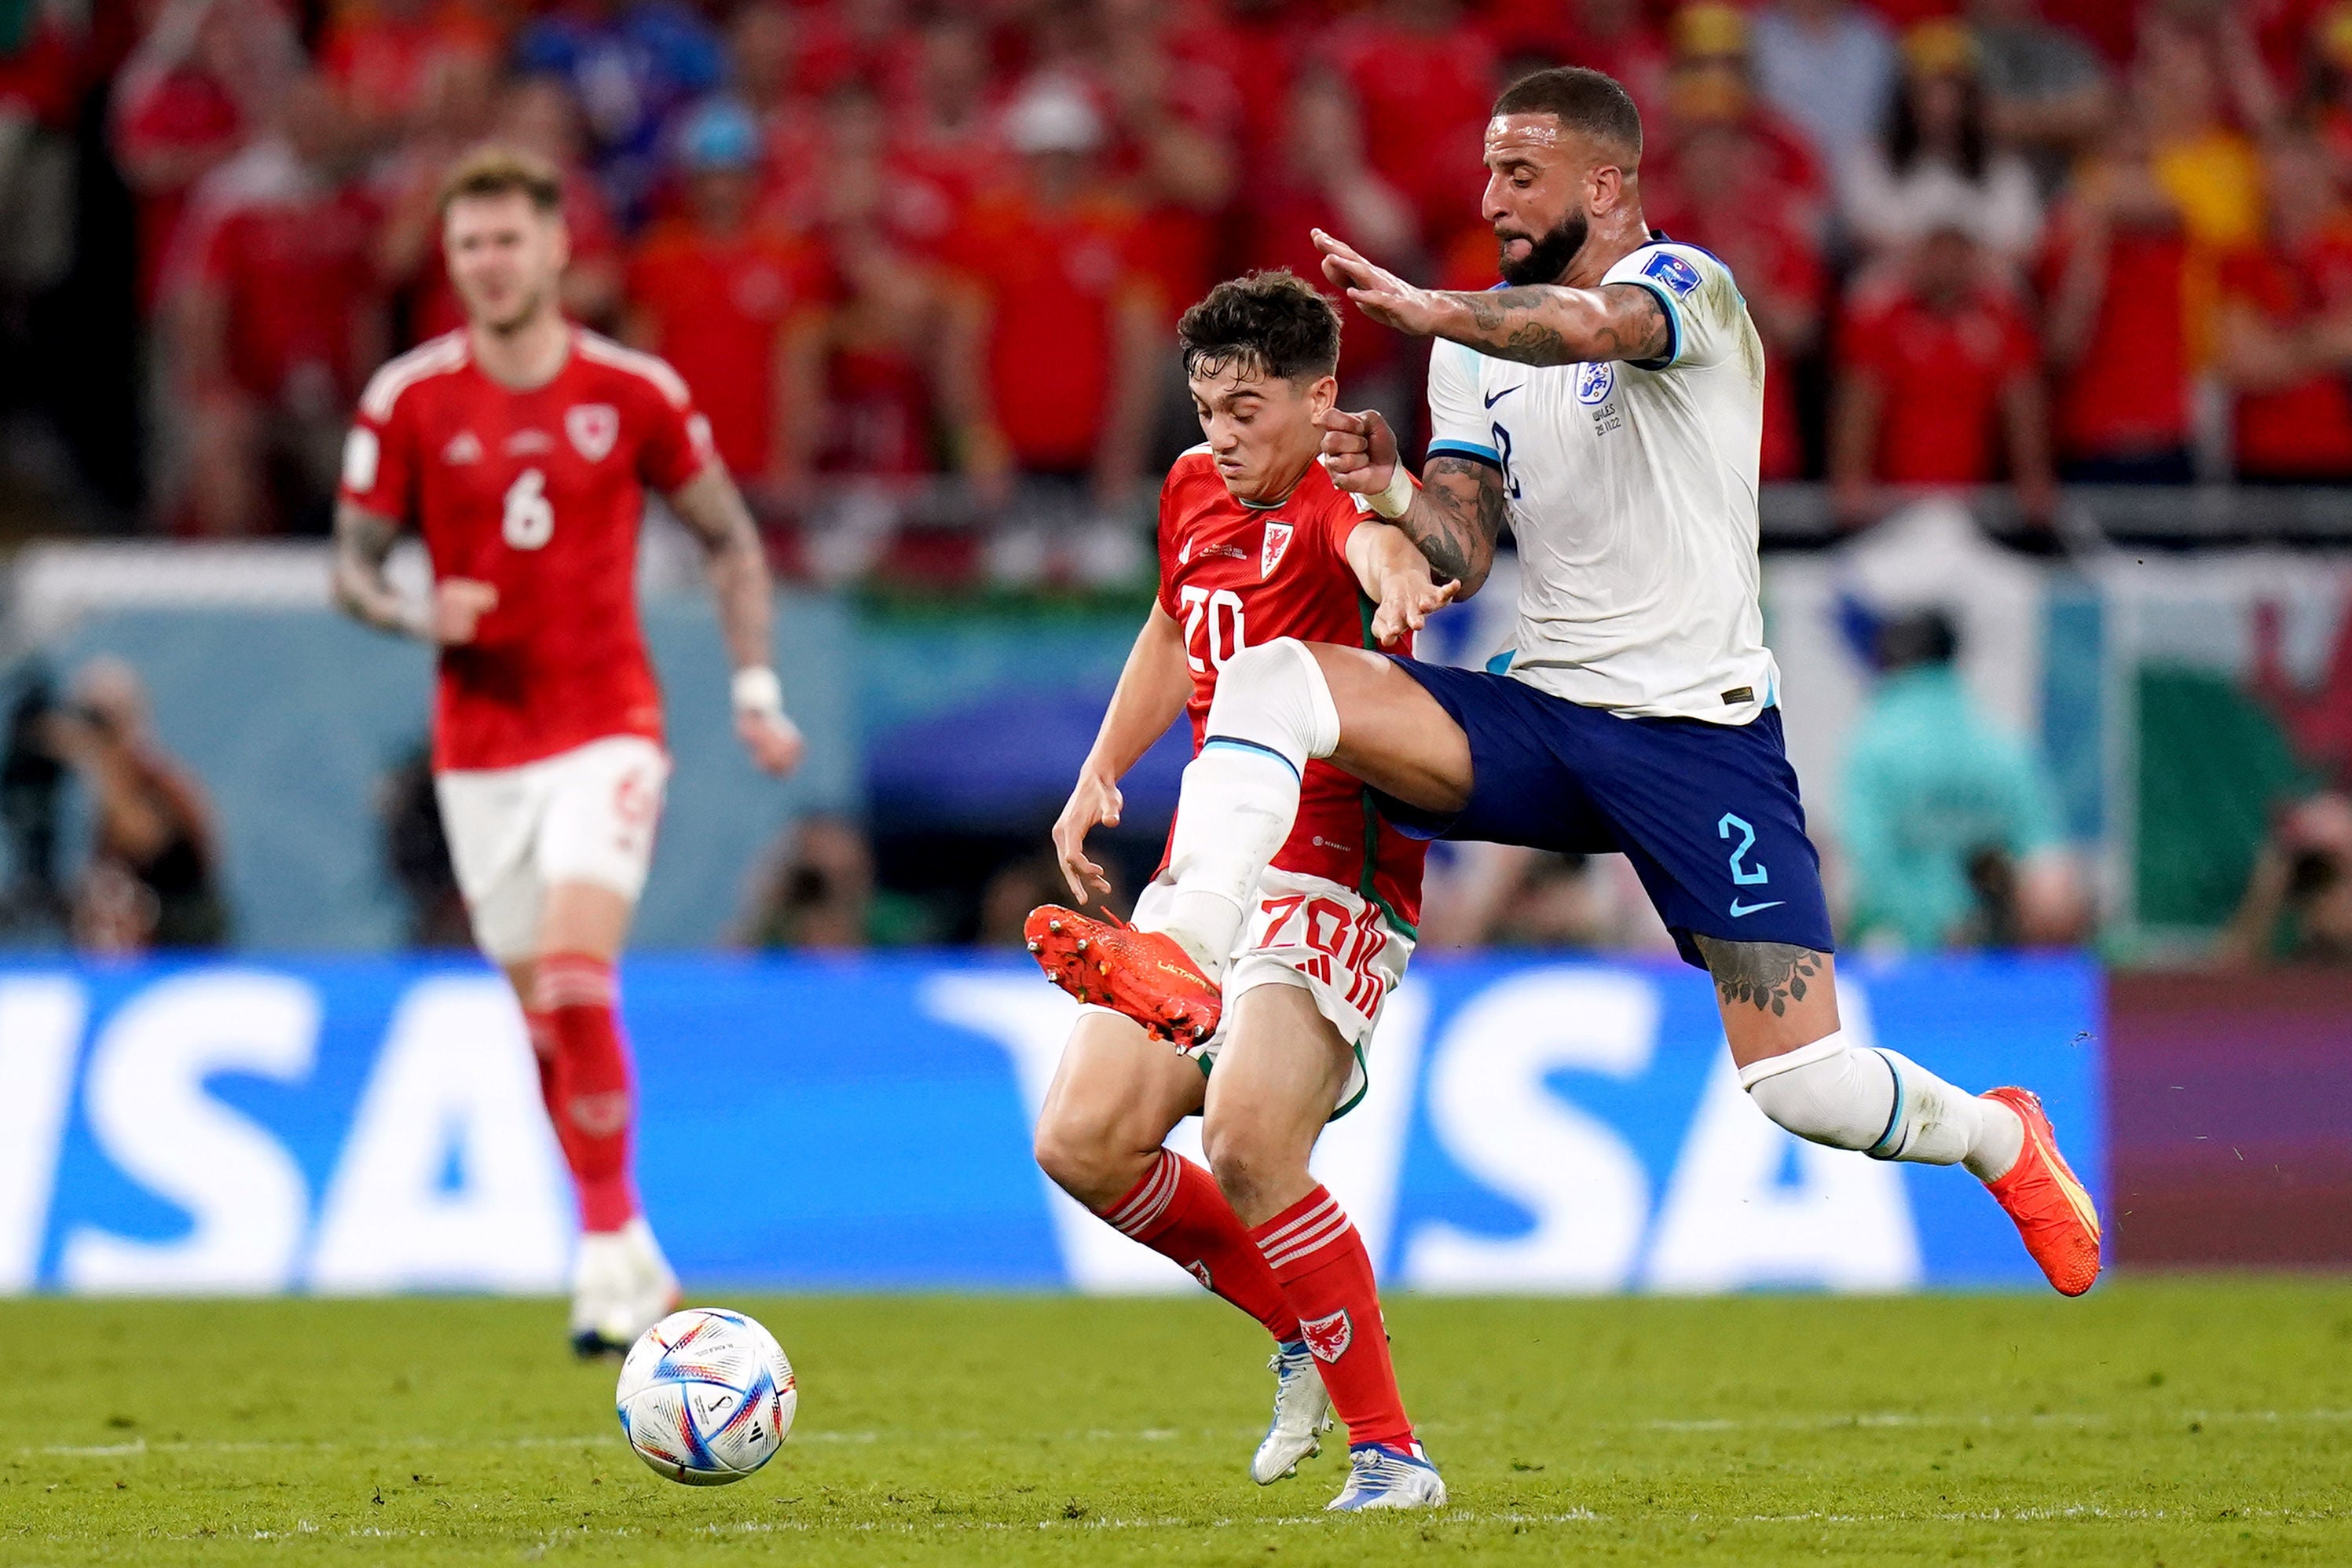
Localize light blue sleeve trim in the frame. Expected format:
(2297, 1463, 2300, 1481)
(1619, 277, 1683, 372)
(1427, 438, 1502, 465)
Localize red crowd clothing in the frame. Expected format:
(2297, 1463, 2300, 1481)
(339, 328, 716, 771)
(2222, 229, 2352, 480)
(2039, 209, 2193, 463)
(114, 68, 248, 305)
(1321, 15, 1498, 246)
(818, 341, 936, 477)
(1240, 181, 1403, 384)
(1644, 204, 1824, 482)
(317, 0, 499, 127)
(1859, 0, 1964, 27)
(1156, 449, 1426, 929)
(1841, 277, 2039, 484)
(184, 156, 383, 403)
(626, 219, 825, 477)
(960, 186, 1153, 474)
(0, 15, 85, 126)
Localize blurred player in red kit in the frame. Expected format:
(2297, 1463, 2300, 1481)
(1025, 273, 1456, 1511)
(330, 147, 804, 1354)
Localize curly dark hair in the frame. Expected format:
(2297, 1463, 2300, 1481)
(1177, 269, 1343, 383)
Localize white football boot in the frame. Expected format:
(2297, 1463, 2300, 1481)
(1251, 1339, 1335, 1484)
(1327, 1442, 1448, 1511)
(570, 1217, 681, 1357)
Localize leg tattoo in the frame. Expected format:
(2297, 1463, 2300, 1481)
(1695, 936, 1823, 1019)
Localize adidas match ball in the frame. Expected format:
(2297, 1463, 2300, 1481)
(615, 1308, 797, 1486)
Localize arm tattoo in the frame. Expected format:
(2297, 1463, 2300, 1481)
(1694, 937, 1823, 1019)
(1442, 282, 1671, 367)
(1459, 288, 1573, 363)
(669, 464, 775, 672)
(329, 503, 419, 637)
(1405, 456, 1506, 592)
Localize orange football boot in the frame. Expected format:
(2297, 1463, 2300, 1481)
(1980, 1086, 2102, 1297)
(1024, 904, 1223, 1045)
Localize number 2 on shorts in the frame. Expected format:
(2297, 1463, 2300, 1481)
(1718, 813, 1769, 886)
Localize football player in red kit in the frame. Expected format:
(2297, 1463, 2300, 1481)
(331, 147, 804, 1354)
(1026, 272, 1456, 1511)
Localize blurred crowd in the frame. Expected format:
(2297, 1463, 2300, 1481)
(5, 0, 2352, 574)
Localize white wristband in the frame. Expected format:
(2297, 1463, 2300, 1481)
(731, 665, 785, 719)
(1368, 462, 1416, 519)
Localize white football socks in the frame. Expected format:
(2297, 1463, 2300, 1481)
(1152, 638, 1341, 976)
(1739, 1031, 2024, 1181)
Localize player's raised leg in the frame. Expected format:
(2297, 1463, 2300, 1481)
(1203, 983, 1442, 1511)
(1105, 641, 1464, 1038)
(1702, 940, 2100, 1295)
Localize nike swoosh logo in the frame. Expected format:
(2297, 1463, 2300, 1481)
(1728, 899, 1786, 918)
(1483, 386, 1522, 408)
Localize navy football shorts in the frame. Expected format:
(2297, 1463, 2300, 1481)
(1373, 659, 1834, 969)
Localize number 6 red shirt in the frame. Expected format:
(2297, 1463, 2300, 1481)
(339, 328, 716, 772)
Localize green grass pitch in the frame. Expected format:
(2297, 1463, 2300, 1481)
(4, 1281, 2348, 1565)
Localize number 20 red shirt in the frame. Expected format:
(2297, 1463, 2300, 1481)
(339, 328, 716, 773)
(1156, 447, 1427, 932)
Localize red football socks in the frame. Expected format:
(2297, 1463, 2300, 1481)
(1251, 1185, 1412, 1449)
(1101, 1150, 1300, 1343)
(534, 953, 639, 1234)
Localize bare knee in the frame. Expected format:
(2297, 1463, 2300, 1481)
(1032, 1105, 1107, 1193)
(1202, 1111, 1300, 1225)
(1033, 1102, 1148, 1211)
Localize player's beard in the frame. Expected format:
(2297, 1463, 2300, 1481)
(1497, 208, 1588, 287)
(479, 282, 551, 337)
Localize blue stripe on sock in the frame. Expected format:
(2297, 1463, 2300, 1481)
(1866, 1047, 1906, 1160)
(1201, 735, 1300, 780)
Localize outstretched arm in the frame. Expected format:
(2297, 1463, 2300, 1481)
(668, 460, 804, 777)
(1315, 229, 1669, 368)
(1345, 518, 1460, 644)
(1317, 406, 1507, 596)
(1053, 604, 1192, 901)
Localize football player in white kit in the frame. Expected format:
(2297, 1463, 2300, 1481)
(1062, 67, 2102, 1302)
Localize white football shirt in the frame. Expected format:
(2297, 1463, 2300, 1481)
(1424, 238, 1777, 725)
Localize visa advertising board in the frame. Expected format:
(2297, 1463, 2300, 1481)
(0, 954, 2098, 1296)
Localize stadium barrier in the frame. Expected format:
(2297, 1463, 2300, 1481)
(0, 953, 2097, 1296)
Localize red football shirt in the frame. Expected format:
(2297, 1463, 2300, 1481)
(2222, 230, 2352, 479)
(2039, 214, 2192, 461)
(627, 218, 826, 477)
(188, 174, 383, 402)
(1842, 278, 2038, 483)
(339, 328, 716, 772)
(1155, 449, 1426, 930)
(961, 185, 1155, 473)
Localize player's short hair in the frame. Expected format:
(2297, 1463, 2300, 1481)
(1491, 66, 1643, 159)
(1178, 270, 1342, 385)
(438, 145, 564, 218)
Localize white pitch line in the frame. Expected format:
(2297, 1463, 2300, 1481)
(81, 1501, 2348, 1549)
(21, 1408, 2352, 1461)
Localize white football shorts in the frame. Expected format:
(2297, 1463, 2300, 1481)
(1121, 864, 1415, 1118)
(434, 735, 669, 964)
